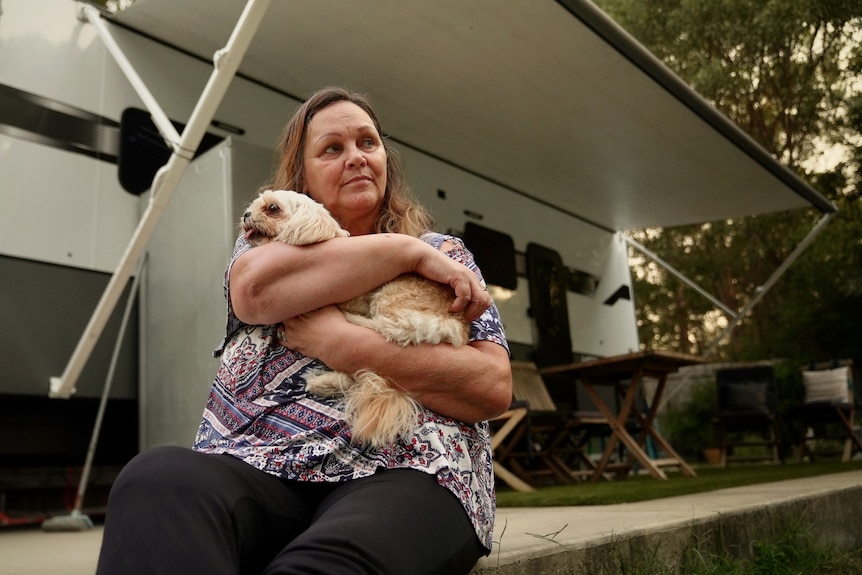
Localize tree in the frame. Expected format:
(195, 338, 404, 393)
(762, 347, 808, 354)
(595, 0, 862, 362)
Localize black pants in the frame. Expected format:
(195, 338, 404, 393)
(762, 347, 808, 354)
(96, 446, 485, 575)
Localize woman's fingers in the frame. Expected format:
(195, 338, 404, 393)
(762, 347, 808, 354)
(412, 242, 491, 321)
(449, 276, 491, 321)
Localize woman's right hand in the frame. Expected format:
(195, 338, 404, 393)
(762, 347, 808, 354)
(410, 240, 490, 321)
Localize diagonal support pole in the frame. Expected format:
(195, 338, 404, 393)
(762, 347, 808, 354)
(702, 211, 835, 357)
(77, 3, 182, 152)
(50, 0, 271, 398)
(623, 233, 740, 319)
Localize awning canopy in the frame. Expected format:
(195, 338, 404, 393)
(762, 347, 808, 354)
(109, 0, 835, 232)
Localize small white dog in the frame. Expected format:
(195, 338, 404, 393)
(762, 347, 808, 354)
(241, 189, 470, 447)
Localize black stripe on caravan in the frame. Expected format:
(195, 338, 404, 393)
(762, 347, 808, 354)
(0, 83, 120, 163)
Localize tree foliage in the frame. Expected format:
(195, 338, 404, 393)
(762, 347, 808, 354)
(595, 0, 862, 363)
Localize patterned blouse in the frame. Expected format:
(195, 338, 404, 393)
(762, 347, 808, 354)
(193, 232, 509, 550)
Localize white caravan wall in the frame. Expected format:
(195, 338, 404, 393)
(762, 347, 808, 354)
(399, 146, 639, 356)
(0, 0, 139, 272)
(141, 138, 274, 449)
(567, 232, 639, 355)
(0, 0, 286, 272)
(1, 0, 638, 375)
(0, 135, 138, 272)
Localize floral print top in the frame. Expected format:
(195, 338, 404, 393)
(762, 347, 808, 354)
(194, 232, 509, 550)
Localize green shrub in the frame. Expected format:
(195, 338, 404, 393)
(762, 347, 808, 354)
(660, 380, 718, 461)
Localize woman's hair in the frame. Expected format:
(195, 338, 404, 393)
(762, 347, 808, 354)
(268, 87, 434, 237)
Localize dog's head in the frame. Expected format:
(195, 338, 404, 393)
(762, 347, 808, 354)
(241, 189, 349, 246)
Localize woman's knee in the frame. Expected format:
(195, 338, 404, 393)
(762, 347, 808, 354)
(109, 446, 208, 505)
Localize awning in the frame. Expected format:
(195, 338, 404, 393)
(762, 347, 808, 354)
(108, 0, 835, 230)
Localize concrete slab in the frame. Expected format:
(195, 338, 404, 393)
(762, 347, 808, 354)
(1, 523, 102, 575)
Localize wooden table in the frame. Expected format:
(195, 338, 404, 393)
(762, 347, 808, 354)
(540, 350, 706, 481)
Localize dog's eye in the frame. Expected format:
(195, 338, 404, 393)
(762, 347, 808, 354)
(267, 203, 280, 214)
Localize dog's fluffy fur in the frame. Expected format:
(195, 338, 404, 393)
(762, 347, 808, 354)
(241, 189, 470, 447)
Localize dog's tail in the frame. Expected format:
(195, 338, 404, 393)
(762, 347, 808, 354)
(344, 370, 421, 448)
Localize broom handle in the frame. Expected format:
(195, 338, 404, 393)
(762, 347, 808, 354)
(72, 256, 145, 514)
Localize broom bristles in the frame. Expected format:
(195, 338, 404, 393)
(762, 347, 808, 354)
(41, 510, 94, 532)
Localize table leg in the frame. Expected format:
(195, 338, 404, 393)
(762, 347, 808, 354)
(627, 376, 697, 477)
(582, 380, 667, 481)
(581, 383, 620, 480)
(617, 373, 668, 480)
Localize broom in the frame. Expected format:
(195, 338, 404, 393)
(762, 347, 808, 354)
(42, 257, 143, 532)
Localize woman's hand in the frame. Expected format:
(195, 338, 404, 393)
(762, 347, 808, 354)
(410, 240, 491, 321)
(277, 305, 347, 359)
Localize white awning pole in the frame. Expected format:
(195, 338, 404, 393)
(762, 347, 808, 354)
(77, 3, 182, 150)
(623, 233, 741, 319)
(50, 0, 272, 398)
(703, 211, 836, 357)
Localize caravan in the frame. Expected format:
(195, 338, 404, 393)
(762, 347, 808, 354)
(0, 0, 833, 518)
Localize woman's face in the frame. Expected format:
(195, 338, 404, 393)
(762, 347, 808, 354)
(302, 101, 388, 235)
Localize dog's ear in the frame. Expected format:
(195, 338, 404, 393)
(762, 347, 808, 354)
(270, 194, 348, 245)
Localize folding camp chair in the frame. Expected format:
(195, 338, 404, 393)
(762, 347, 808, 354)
(791, 360, 861, 463)
(713, 363, 783, 467)
(491, 361, 607, 487)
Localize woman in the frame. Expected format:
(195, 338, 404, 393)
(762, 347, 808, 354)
(96, 87, 512, 575)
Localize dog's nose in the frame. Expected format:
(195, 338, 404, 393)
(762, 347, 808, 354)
(242, 211, 250, 222)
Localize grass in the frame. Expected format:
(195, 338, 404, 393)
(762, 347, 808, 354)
(629, 521, 862, 575)
(670, 524, 862, 575)
(495, 460, 862, 507)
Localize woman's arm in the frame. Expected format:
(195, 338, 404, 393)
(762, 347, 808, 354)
(230, 234, 490, 325)
(280, 305, 513, 423)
